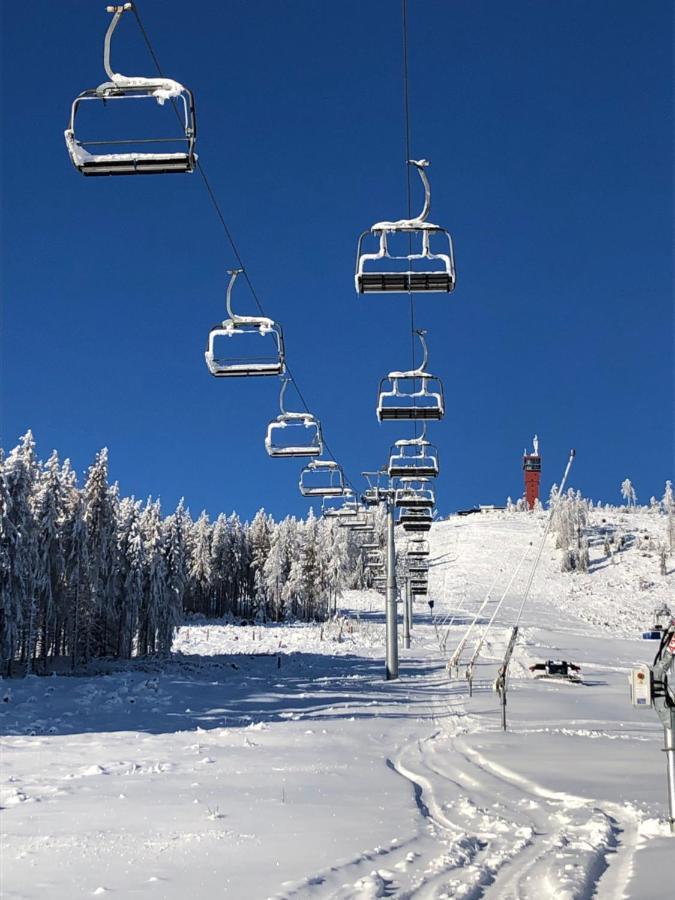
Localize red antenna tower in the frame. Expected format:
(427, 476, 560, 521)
(522, 435, 542, 510)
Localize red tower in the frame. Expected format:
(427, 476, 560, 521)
(522, 435, 541, 510)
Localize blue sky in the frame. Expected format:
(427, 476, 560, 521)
(1, 0, 672, 521)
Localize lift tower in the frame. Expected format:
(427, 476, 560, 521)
(522, 435, 542, 510)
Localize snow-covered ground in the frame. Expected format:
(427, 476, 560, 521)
(2, 508, 673, 899)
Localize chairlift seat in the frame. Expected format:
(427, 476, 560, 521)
(359, 271, 455, 294)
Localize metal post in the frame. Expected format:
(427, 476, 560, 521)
(665, 711, 675, 834)
(403, 578, 411, 649)
(385, 499, 399, 680)
(501, 682, 507, 731)
(407, 580, 413, 631)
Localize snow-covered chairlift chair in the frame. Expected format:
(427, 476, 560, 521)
(400, 507, 433, 532)
(388, 430, 440, 479)
(299, 460, 347, 497)
(321, 493, 357, 519)
(377, 331, 445, 421)
(406, 538, 430, 557)
(65, 4, 196, 176)
(410, 581, 428, 597)
(361, 469, 391, 506)
(356, 160, 455, 293)
(205, 270, 285, 377)
(265, 379, 323, 458)
(394, 477, 435, 509)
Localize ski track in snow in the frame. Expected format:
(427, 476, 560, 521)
(2, 509, 673, 898)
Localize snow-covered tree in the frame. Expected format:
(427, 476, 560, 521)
(663, 481, 674, 553)
(113, 497, 144, 659)
(187, 511, 212, 615)
(32, 451, 69, 669)
(620, 478, 637, 509)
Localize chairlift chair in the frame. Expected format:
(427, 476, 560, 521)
(205, 270, 285, 377)
(407, 539, 430, 558)
(388, 431, 440, 479)
(361, 470, 391, 507)
(65, 4, 196, 176)
(410, 577, 428, 589)
(321, 494, 357, 519)
(399, 507, 433, 526)
(355, 160, 456, 294)
(394, 476, 435, 509)
(265, 379, 323, 458)
(339, 509, 370, 529)
(410, 583, 428, 597)
(407, 560, 429, 575)
(377, 331, 445, 421)
(361, 541, 381, 551)
(299, 460, 347, 498)
(401, 509, 432, 532)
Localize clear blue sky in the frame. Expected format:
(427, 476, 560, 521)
(1, 0, 672, 521)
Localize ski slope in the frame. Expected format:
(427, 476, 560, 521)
(1, 508, 672, 898)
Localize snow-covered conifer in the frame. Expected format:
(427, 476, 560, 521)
(620, 478, 637, 509)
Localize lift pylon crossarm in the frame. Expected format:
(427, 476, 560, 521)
(66, 2, 197, 176)
(205, 270, 285, 377)
(355, 160, 456, 294)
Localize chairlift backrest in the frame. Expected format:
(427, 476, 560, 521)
(355, 161, 456, 294)
(65, 4, 196, 176)
(205, 270, 285, 378)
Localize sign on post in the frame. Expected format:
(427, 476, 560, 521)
(630, 664, 653, 708)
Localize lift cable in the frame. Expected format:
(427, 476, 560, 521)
(131, 1, 357, 492)
(402, 0, 418, 433)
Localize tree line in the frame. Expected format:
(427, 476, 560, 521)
(0, 432, 377, 674)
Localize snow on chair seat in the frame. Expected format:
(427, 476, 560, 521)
(65, 5, 196, 177)
(355, 160, 456, 294)
(205, 271, 285, 378)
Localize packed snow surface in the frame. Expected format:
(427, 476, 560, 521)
(2, 507, 672, 898)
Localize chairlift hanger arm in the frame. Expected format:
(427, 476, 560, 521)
(103, 4, 134, 82)
(408, 160, 431, 222)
